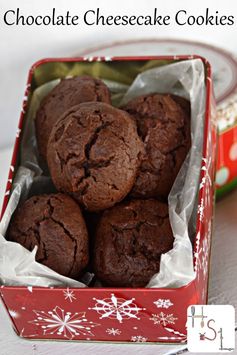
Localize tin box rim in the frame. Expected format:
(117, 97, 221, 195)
(0, 55, 214, 293)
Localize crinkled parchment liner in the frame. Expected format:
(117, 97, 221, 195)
(0, 59, 205, 288)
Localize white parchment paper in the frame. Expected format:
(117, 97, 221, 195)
(0, 59, 205, 288)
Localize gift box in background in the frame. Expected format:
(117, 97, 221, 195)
(0, 56, 217, 343)
(81, 39, 237, 197)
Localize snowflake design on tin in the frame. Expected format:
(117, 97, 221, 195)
(150, 312, 177, 326)
(89, 293, 145, 323)
(106, 328, 121, 336)
(197, 198, 205, 222)
(9, 309, 20, 319)
(199, 157, 212, 209)
(131, 335, 148, 342)
(153, 299, 173, 309)
(194, 229, 202, 273)
(206, 220, 211, 247)
(200, 157, 212, 190)
(20, 328, 38, 338)
(29, 306, 100, 339)
(16, 128, 21, 138)
(63, 288, 76, 302)
(201, 221, 211, 278)
(194, 251, 202, 281)
(201, 254, 208, 278)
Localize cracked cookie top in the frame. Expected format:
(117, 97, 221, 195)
(93, 199, 174, 287)
(47, 102, 144, 212)
(35, 75, 111, 159)
(8, 193, 89, 279)
(122, 93, 191, 199)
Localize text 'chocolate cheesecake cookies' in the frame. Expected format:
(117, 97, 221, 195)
(35, 75, 111, 159)
(122, 93, 191, 199)
(93, 199, 174, 287)
(8, 193, 89, 279)
(47, 102, 144, 211)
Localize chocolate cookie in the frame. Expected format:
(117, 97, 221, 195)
(35, 75, 111, 159)
(93, 199, 174, 287)
(8, 193, 89, 279)
(47, 102, 144, 212)
(122, 93, 191, 199)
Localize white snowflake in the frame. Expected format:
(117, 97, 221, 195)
(198, 198, 205, 222)
(201, 256, 208, 278)
(29, 306, 100, 339)
(63, 288, 76, 302)
(131, 335, 148, 342)
(16, 128, 21, 138)
(194, 230, 202, 279)
(89, 293, 145, 323)
(200, 157, 212, 189)
(164, 326, 187, 338)
(106, 328, 121, 336)
(20, 328, 38, 338)
(153, 299, 173, 309)
(201, 221, 211, 278)
(150, 312, 177, 326)
(199, 157, 212, 209)
(194, 250, 202, 281)
(206, 221, 211, 251)
(194, 220, 211, 282)
(9, 309, 20, 319)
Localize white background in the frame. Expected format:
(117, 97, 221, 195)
(1, 0, 237, 354)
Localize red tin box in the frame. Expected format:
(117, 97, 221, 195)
(0, 56, 217, 343)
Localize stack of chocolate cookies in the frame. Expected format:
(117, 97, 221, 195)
(8, 75, 191, 287)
